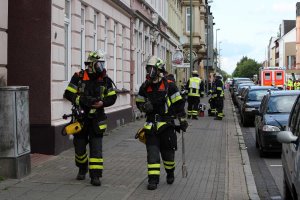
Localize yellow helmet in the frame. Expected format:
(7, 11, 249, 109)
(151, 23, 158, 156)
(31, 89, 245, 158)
(135, 128, 146, 144)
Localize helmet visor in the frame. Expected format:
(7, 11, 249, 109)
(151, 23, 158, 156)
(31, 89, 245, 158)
(94, 61, 105, 73)
(146, 65, 157, 79)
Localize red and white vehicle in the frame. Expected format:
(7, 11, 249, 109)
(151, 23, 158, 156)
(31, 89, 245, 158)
(259, 67, 286, 88)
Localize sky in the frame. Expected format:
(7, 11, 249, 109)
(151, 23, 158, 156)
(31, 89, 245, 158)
(210, 0, 299, 75)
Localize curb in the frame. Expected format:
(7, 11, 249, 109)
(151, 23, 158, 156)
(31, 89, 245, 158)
(231, 100, 260, 200)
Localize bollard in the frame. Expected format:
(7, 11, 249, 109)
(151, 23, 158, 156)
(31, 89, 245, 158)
(0, 86, 31, 178)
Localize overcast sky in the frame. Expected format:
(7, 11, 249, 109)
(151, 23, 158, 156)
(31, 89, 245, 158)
(210, 0, 298, 74)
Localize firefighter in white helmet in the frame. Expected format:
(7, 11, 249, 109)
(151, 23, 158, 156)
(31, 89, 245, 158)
(185, 70, 204, 119)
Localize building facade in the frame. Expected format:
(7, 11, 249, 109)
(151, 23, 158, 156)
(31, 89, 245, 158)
(7, 0, 132, 155)
(0, 0, 8, 86)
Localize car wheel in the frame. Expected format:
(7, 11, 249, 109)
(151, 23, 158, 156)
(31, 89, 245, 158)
(283, 173, 293, 200)
(255, 136, 259, 148)
(242, 116, 248, 127)
(259, 147, 265, 157)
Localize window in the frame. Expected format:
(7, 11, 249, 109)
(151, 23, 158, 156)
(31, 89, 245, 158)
(80, 7, 85, 69)
(276, 72, 282, 80)
(288, 96, 300, 133)
(93, 13, 98, 51)
(265, 72, 270, 80)
(186, 7, 190, 32)
(104, 17, 108, 53)
(113, 22, 117, 82)
(121, 26, 125, 88)
(64, 0, 71, 80)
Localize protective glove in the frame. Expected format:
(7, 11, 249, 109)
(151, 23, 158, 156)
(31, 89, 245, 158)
(79, 96, 95, 107)
(179, 118, 188, 132)
(143, 101, 153, 113)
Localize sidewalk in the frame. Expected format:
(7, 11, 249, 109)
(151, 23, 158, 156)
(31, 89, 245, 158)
(0, 91, 259, 200)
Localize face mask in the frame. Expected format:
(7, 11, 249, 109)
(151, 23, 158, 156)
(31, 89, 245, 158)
(146, 65, 157, 80)
(94, 61, 105, 74)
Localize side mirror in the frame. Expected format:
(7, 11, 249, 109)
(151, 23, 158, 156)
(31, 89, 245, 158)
(277, 131, 298, 144)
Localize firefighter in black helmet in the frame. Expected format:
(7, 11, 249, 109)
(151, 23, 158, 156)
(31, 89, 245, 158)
(63, 49, 117, 186)
(213, 73, 224, 120)
(136, 56, 188, 190)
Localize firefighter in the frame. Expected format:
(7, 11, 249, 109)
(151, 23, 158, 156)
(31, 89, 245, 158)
(136, 56, 188, 190)
(287, 78, 293, 90)
(213, 73, 224, 120)
(185, 70, 204, 119)
(296, 79, 300, 90)
(63, 49, 117, 186)
(208, 75, 217, 116)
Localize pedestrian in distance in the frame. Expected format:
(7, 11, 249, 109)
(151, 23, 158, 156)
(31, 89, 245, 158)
(185, 70, 204, 119)
(135, 56, 188, 190)
(63, 49, 117, 186)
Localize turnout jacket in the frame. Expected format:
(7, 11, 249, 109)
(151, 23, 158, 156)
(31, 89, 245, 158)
(185, 77, 205, 97)
(64, 70, 117, 119)
(213, 79, 224, 98)
(136, 77, 186, 131)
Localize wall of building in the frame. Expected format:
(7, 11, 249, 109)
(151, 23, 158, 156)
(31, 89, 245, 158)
(278, 28, 296, 67)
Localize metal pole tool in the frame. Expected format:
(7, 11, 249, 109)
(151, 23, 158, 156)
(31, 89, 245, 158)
(181, 130, 188, 178)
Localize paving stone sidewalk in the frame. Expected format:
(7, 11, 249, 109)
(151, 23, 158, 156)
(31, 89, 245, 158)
(0, 91, 259, 200)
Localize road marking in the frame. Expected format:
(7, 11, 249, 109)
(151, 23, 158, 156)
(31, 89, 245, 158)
(270, 165, 282, 167)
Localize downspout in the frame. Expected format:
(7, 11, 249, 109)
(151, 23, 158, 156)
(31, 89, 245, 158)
(130, 17, 135, 117)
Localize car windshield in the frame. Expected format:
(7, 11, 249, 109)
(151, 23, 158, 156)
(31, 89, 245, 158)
(267, 95, 298, 113)
(248, 89, 271, 101)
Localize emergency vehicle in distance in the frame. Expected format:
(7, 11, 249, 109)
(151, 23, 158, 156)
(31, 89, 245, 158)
(259, 66, 286, 89)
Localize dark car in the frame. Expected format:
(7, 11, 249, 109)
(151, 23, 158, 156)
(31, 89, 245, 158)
(255, 90, 300, 157)
(240, 86, 278, 126)
(233, 82, 255, 107)
(230, 77, 251, 96)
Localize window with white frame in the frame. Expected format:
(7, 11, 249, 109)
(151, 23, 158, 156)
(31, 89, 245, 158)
(186, 7, 190, 32)
(121, 26, 125, 88)
(113, 22, 117, 82)
(93, 13, 98, 51)
(80, 7, 85, 69)
(64, 0, 71, 80)
(104, 17, 108, 54)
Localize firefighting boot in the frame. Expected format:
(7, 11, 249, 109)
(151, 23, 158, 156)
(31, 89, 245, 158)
(90, 177, 101, 186)
(76, 168, 88, 180)
(166, 172, 174, 184)
(147, 177, 158, 190)
(214, 116, 222, 120)
(192, 115, 198, 120)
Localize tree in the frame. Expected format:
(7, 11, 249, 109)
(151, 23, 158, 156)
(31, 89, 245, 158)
(232, 56, 261, 78)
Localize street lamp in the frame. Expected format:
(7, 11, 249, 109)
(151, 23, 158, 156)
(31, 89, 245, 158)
(218, 41, 222, 69)
(215, 28, 220, 69)
(205, 0, 213, 93)
(190, 0, 193, 73)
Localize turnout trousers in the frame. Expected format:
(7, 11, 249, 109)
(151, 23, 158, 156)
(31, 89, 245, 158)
(73, 119, 103, 178)
(145, 125, 176, 184)
(215, 97, 224, 118)
(187, 96, 200, 117)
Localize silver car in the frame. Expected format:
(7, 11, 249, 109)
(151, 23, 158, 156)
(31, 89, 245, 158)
(277, 94, 300, 200)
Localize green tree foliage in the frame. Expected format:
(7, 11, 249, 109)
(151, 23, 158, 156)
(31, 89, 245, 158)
(232, 56, 261, 78)
(220, 69, 230, 81)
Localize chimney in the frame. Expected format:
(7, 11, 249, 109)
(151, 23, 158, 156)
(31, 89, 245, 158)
(296, 3, 300, 69)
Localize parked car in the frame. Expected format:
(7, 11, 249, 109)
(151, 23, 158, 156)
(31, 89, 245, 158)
(240, 86, 278, 126)
(255, 90, 300, 157)
(230, 77, 251, 97)
(277, 93, 300, 199)
(233, 82, 255, 107)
